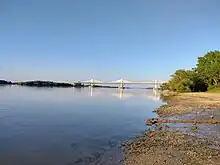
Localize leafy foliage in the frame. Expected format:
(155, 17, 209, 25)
(196, 51, 220, 89)
(162, 50, 220, 92)
(17, 81, 77, 87)
(168, 70, 193, 92)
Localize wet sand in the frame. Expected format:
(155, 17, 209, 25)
(124, 92, 220, 165)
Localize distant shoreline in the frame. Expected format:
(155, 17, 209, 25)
(0, 79, 153, 89)
(0, 80, 79, 88)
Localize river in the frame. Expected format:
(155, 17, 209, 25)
(0, 86, 163, 165)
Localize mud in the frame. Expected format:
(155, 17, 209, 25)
(157, 93, 220, 117)
(124, 92, 220, 165)
(123, 129, 220, 165)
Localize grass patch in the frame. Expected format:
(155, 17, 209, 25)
(208, 87, 220, 93)
(160, 105, 169, 108)
(190, 125, 199, 131)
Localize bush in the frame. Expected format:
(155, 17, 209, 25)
(161, 50, 220, 93)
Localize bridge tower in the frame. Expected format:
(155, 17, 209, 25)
(119, 78, 124, 89)
(154, 80, 158, 90)
(90, 79, 95, 87)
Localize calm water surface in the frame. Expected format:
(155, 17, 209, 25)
(0, 86, 163, 165)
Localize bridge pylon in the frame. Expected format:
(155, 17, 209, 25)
(119, 83, 124, 89)
(118, 78, 124, 89)
(154, 80, 159, 90)
(90, 79, 95, 87)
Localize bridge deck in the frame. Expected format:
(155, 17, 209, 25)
(71, 82, 164, 84)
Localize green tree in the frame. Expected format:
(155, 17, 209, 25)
(168, 69, 194, 92)
(162, 69, 207, 92)
(196, 51, 220, 89)
(160, 82, 170, 91)
(160, 50, 220, 92)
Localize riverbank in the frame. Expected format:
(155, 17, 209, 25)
(124, 92, 220, 165)
(124, 129, 220, 165)
(0, 79, 82, 87)
(157, 92, 220, 117)
(17, 81, 77, 87)
(0, 80, 12, 85)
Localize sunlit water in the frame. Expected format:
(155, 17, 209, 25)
(0, 86, 163, 165)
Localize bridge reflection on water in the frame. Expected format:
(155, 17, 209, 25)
(73, 87, 161, 101)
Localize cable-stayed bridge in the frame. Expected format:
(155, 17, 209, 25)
(70, 78, 165, 89)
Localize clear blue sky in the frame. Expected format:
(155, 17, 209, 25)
(0, 0, 220, 81)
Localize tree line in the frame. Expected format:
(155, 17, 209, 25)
(0, 80, 84, 88)
(161, 51, 220, 92)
